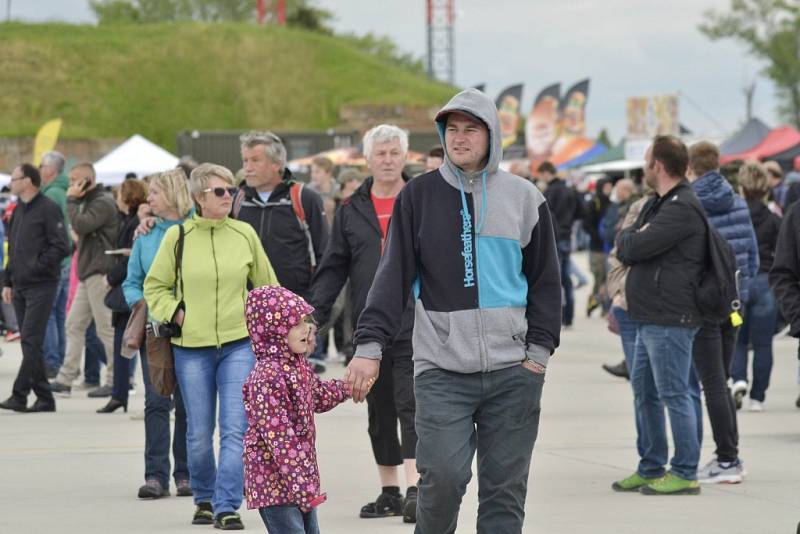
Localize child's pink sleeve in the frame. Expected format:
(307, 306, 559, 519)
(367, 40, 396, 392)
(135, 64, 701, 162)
(311, 376, 351, 414)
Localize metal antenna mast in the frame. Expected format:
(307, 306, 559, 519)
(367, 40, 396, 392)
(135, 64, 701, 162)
(426, 0, 454, 84)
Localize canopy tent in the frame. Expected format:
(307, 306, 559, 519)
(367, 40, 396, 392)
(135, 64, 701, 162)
(558, 143, 608, 170)
(0, 173, 10, 188)
(720, 126, 800, 165)
(765, 143, 800, 172)
(720, 118, 771, 155)
(581, 140, 625, 166)
(578, 159, 644, 173)
(94, 135, 179, 185)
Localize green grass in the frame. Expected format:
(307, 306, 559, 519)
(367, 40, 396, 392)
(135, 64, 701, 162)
(0, 22, 456, 149)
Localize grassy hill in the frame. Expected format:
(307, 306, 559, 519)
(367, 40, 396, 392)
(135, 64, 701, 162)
(0, 22, 456, 149)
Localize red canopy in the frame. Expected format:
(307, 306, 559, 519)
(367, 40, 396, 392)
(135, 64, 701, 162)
(721, 126, 800, 164)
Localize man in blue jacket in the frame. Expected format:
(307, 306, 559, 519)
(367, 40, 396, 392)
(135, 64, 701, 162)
(346, 89, 562, 533)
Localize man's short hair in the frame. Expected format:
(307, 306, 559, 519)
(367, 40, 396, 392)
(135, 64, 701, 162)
(311, 156, 334, 174)
(71, 162, 97, 182)
(537, 161, 557, 175)
(41, 151, 66, 174)
(428, 145, 444, 159)
(363, 124, 409, 158)
(240, 131, 287, 171)
(688, 141, 720, 177)
(738, 160, 770, 200)
(18, 163, 41, 187)
(652, 135, 689, 178)
(763, 160, 782, 178)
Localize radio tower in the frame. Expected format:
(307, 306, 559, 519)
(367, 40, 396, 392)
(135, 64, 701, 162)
(426, 0, 454, 84)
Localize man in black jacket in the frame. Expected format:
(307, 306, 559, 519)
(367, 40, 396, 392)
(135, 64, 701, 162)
(0, 164, 70, 412)
(540, 161, 581, 326)
(770, 200, 800, 378)
(615, 136, 707, 495)
(310, 124, 418, 523)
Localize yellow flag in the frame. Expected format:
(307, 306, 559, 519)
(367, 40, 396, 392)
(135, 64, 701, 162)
(33, 118, 63, 166)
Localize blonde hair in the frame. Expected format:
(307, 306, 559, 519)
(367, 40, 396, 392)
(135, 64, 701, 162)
(189, 163, 236, 201)
(149, 168, 193, 217)
(738, 160, 770, 201)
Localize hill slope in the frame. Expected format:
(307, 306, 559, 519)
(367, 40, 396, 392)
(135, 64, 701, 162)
(0, 22, 455, 148)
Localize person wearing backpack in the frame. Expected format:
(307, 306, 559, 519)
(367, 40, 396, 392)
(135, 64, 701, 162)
(615, 136, 707, 496)
(686, 141, 758, 485)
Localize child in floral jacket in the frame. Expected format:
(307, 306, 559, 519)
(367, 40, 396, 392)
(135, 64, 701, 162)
(242, 286, 351, 533)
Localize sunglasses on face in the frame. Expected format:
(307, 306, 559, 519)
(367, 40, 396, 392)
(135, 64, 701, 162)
(202, 187, 237, 198)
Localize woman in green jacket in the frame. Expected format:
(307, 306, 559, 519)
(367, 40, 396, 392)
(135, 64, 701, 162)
(144, 163, 278, 530)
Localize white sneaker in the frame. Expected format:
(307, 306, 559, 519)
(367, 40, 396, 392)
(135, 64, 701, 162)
(698, 458, 744, 484)
(748, 399, 764, 412)
(732, 380, 747, 410)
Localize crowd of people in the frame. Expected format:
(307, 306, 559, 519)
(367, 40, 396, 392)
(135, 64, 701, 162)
(1, 85, 800, 532)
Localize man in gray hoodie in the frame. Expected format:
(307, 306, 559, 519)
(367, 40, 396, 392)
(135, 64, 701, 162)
(347, 89, 562, 533)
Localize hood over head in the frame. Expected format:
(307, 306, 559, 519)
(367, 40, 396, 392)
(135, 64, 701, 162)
(246, 286, 314, 361)
(435, 88, 502, 178)
(692, 170, 735, 215)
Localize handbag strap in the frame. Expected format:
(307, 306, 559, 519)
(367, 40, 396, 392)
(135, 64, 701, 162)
(174, 224, 185, 305)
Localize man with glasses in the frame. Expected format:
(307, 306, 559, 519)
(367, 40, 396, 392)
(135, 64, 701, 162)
(51, 163, 119, 397)
(38, 151, 73, 378)
(0, 164, 69, 412)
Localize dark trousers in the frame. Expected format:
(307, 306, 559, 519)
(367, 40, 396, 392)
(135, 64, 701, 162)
(84, 320, 107, 385)
(366, 341, 416, 465)
(140, 343, 189, 487)
(689, 320, 740, 462)
(557, 240, 574, 326)
(414, 365, 544, 534)
(11, 284, 59, 405)
(111, 317, 131, 403)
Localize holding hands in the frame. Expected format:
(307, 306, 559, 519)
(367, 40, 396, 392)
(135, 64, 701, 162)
(344, 357, 379, 402)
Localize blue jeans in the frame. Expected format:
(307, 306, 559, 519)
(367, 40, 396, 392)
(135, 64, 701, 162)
(43, 265, 69, 371)
(558, 240, 574, 325)
(631, 324, 700, 481)
(732, 273, 778, 402)
(611, 306, 647, 458)
(173, 338, 254, 514)
(84, 321, 107, 385)
(259, 506, 319, 534)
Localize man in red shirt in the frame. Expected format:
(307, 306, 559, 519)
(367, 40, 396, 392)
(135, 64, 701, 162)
(310, 124, 418, 522)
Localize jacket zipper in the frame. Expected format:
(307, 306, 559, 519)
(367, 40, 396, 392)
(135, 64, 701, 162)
(211, 227, 221, 348)
(470, 176, 489, 373)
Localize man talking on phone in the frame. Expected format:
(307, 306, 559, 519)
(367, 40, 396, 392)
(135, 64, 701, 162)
(51, 163, 119, 398)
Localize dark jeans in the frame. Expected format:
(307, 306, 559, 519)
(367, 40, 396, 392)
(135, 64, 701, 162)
(111, 318, 131, 403)
(11, 284, 58, 405)
(259, 505, 319, 534)
(689, 320, 740, 462)
(557, 240, 574, 326)
(732, 273, 778, 402)
(84, 320, 107, 385)
(43, 265, 69, 371)
(366, 341, 416, 465)
(414, 365, 544, 534)
(140, 343, 189, 488)
(611, 306, 646, 458)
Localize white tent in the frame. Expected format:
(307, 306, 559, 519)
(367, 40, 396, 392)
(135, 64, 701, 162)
(0, 173, 10, 188)
(94, 134, 179, 185)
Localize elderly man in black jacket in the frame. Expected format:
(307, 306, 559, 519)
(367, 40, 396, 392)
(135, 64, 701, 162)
(615, 136, 707, 496)
(310, 124, 418, 523)
(0, 164, 70, 412)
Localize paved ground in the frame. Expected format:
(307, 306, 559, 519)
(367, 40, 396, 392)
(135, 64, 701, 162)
(2, 253, 800, 533)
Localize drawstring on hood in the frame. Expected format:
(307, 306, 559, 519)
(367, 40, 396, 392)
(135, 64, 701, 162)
(246, 286, 314, 362)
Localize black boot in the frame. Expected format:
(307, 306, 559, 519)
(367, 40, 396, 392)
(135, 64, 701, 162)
(602, 360, 629, 380)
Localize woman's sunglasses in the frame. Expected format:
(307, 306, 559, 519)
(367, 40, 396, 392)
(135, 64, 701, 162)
(203, 187, 237, 198)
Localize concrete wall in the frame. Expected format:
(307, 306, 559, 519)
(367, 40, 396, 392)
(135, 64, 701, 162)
(0, 137, 122, 173)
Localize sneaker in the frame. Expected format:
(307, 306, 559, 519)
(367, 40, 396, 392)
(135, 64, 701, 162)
(192, 502, 214, 525)
(402, 486, 417, 523)
(732, 380, 747, 410)
(138, 479, 169, 499)
(748, 399, 764, 412)
(214, 511, 244, 530)
(0, 396, 28, 412)
(698, 458, 743, 484)
(50, 381, 72, 397)
(5, 330, 20, 342)
(359, 491, 404, 518)
(602, 360, 629, 380)
(640, 472, 701, 495)
(175, 478, 193, 497)
(611, 472, 658, 492)
(87, 384, 113, 398)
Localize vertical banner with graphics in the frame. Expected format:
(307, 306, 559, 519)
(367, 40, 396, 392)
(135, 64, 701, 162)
(550, 79, 594, 166)
(526, 83, 561, 169)
(495, 84, 523, 148)
(625, 95, 679, 160)
(33, 118, 62, 166)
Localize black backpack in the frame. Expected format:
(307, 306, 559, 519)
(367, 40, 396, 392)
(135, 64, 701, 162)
(689, 203, 741, 322)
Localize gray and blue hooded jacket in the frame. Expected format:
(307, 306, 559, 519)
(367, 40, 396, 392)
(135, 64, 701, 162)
(353, 89, 562, 375)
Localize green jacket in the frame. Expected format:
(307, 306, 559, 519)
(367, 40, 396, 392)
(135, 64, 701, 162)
(41, 173, 72, 268)
(144, 214, 279, 348)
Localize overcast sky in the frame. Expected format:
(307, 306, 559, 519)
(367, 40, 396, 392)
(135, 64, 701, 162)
(8, 0, 780, 142)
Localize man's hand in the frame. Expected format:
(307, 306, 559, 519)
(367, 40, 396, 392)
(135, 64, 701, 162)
(134, 216, 157, 239)
(173, 308, 185, 327)
(67, 180, 88, 199)
(344, 357, 379, 402)
(522, 359, 546, 375)
(2, 287, 12, 305)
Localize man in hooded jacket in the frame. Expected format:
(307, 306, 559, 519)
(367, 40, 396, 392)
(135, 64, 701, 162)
(346, 89, 562, 533)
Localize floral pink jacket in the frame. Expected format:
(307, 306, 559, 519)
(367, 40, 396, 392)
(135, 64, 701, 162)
(242, 286, 350, 511)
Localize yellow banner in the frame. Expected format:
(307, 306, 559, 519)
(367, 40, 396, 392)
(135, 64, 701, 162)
(33, 118, 63, 166)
